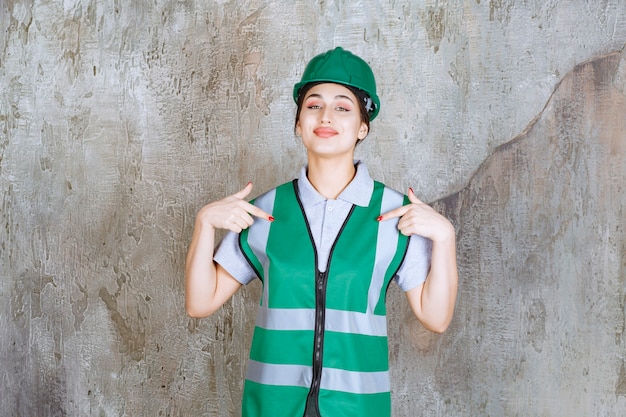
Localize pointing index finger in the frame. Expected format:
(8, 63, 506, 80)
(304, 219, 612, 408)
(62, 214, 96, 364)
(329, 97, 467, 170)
(377, 205, 410, 222)
(243, 201, 274, 222)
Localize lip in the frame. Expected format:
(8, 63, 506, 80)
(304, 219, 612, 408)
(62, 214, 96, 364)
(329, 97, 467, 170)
(313, 127, 338, 138)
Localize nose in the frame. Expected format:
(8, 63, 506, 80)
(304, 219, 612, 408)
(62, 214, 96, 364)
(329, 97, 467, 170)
(320, 107, 332, 124)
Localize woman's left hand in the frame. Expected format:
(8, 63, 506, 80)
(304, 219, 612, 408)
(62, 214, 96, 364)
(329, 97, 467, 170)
(378, 188, 454, 242)
(378, 188, 458, 333)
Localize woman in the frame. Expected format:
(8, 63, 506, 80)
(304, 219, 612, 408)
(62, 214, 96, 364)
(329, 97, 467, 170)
(185, 47, 458, 417)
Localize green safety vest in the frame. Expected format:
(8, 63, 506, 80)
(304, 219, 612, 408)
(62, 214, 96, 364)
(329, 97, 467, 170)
(239, 179, 410, 417)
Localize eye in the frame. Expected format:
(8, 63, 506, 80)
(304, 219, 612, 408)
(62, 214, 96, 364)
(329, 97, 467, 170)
(304, 99, 322, 110)
(334, 101, 352, 112)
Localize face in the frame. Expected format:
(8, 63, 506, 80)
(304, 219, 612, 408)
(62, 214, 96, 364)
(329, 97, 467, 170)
(295, 83, 369, 158)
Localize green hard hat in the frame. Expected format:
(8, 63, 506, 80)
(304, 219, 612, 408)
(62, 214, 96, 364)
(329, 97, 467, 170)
(293, 47, 380, 121)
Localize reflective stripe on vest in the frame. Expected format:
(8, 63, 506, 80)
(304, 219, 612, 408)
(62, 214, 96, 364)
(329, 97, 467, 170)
(239, 180, 409, 417)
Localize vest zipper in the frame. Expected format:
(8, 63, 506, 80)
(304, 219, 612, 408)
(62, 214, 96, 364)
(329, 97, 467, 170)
(293, 180, 356, 417)
(303, 269, 328, 417)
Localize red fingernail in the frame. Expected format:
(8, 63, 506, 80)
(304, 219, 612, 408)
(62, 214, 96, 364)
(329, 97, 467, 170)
(247, 181, 253, 186)
(409, 187, 414, 194)
(376, 215, 383, 222)
(268, 216, 275, 222)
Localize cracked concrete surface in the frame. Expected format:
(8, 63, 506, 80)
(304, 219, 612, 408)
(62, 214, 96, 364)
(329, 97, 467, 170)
(1, 1, 625, 416)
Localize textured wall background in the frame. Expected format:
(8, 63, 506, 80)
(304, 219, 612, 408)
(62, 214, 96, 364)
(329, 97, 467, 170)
(1, 1, 625, 416)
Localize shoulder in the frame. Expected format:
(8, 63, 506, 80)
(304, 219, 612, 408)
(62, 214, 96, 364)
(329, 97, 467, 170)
(247, 180, 301, 217)
(250, 181, 292, 205)
(372, 181, 408, 208)
(372, 180, 405, 196)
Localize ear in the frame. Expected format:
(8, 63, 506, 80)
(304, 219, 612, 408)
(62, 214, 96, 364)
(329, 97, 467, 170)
(295, 121, 302, 136)
(357, 122, 368, 140)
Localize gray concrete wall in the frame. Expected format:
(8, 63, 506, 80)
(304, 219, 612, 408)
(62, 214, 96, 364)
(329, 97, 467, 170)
(1, 1, 625, 416)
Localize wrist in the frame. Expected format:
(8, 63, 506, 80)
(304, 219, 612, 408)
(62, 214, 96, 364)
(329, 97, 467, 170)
(195, 214, 217, 233)
(431, 221, 456, 245)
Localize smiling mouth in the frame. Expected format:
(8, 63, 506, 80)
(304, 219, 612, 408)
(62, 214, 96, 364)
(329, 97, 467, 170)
(313, 127, 338, 138)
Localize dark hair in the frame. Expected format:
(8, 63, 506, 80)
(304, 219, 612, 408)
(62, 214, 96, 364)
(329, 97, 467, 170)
(294, 82, 372, 142)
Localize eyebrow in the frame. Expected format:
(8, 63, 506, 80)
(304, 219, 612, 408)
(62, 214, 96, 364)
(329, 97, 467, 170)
(304, 93, 355, 103)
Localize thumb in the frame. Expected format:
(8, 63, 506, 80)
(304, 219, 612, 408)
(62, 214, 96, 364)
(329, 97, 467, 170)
(232, 182, 254, 200)
(408, 187, 423, 204)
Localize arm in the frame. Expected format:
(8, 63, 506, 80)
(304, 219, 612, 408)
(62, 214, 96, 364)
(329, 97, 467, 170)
(185, 183, 273, 318)
(379, 188, 458, 333)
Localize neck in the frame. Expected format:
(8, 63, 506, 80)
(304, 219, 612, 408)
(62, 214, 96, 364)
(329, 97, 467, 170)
(306, 154, 356, 199)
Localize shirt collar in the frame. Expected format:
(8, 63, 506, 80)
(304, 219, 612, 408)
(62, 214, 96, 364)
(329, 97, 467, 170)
(297, 160, 374, 208)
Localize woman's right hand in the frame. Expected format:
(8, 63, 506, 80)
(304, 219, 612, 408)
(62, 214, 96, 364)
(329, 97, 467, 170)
(196, 182, 274, 233)
(186, 182, 272, 318)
